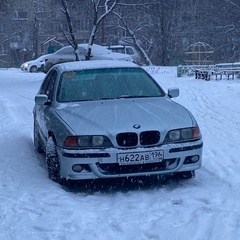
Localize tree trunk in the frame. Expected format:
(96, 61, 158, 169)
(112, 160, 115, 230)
(60, 0, 79, 61)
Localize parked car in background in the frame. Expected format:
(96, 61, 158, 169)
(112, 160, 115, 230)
(34, 60, 203, 184)
(107, 45, 143, 65)
(20, 54, 51, 73)
(43, 44, 133, 73)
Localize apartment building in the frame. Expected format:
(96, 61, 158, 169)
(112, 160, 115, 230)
(0, 0, 150, 68)
(0, 0, 92, 67)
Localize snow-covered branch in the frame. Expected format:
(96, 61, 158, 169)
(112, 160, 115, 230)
(225, 0, 240, 10)
(85, 0, 118, 60)
(112, 10, 152, 65)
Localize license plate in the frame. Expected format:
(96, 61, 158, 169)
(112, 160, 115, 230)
(117, 150, 164, 165)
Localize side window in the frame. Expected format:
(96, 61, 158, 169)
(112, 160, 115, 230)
(78, 46, 86, 55)
(40, 69, 58, 101)
(60, 48, 73, 54)
(126, 48, 134, 55)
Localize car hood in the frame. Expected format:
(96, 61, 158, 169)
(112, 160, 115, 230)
(54, 97, 194, 136)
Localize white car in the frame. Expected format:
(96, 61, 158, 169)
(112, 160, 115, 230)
(20, 54, 51, 73)
(43, 44, 133, 73)
(107, 45, 142, 65)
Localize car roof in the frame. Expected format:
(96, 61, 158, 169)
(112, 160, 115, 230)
(37, 54, 52, 60)
(54, 60, 139, 72)
(55, 43, 112, 54)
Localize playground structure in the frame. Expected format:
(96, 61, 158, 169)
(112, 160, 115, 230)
(185, 42, 214, 65)
(177, 62, 240, 80)
(177, 42, 240, 80)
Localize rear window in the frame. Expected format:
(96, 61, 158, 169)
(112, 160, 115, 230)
(111, 48, 125, 54)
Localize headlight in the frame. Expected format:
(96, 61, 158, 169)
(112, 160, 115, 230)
(169, 130, 181, 141)
(63, 135, 113, 149)
(164, 127, 201, 143)
(24, 63, 29, 67)
(92, 136, 104, 146)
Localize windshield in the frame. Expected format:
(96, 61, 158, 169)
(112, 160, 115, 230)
(57, 68, 165, 102)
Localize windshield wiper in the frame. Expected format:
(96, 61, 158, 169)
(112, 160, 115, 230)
(119, 95, 150, 99)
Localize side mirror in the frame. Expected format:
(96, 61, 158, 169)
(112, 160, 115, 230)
(168, 88, 179, 98)
(35, 94, 48, 105)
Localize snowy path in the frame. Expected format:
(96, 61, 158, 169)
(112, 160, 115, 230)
(0, 68, 240, 239)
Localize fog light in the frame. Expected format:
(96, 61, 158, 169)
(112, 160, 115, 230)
(191, 155, 199, 163)
(165, 158, 178, 170)
(72, 164, 83, 172)
(184, 155, 199, 164)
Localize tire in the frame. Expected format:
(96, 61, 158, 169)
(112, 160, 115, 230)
(30, 65, 38, 73)
(33, 121, 44, 154)
(173, 170, 195, 179)
(46, 136, 63, 183)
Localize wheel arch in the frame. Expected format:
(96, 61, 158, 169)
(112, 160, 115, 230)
(48, 131, 56, 142)
(30, 65, 38, 72)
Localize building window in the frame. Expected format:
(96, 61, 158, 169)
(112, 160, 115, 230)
(37, 2, 44, 13)
(39, 23, 45, 34)
(13, 11, 28, 20)
(74, 19, 90, 31)
(0, 44, 6, 55)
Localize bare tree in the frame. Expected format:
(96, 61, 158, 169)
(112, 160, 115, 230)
(0, 0, 9, 12)
(60, 0, 79, 61)
(85, 0, 118, 60)
(147, 0, 180, 65)
(109, 1, 153, 65)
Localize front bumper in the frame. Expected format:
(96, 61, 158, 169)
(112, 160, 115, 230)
(57, 140, 203, 180)
(20, 66, 29, 72)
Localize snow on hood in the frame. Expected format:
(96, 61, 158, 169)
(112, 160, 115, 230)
(55, 97, 194, 136)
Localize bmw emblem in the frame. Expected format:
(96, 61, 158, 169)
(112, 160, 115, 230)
(133, 124, 141, 129)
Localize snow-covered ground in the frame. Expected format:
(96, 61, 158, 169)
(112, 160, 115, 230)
(0, 66, 240, 240)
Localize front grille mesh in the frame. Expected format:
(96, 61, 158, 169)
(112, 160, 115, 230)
(116, 131, 160, 147)
(97, 158, 177, 175)
(140, 131, 160, 145)
(116, 132, 138, 147)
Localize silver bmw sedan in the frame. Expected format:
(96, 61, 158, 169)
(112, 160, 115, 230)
(33, 60, 203, 184)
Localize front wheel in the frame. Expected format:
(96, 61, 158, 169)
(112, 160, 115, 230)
(30, 65, 38, 73)
(46, 136, 64, 184)
(33, 121, 44, 153)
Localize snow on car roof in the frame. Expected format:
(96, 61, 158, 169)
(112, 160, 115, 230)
(57, 44, 112, 55)
(56, 60, 139, 71)
(79, 43, 112, 54)
(108, 45, 126, 48)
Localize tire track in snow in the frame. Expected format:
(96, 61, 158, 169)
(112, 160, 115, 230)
(183, 81, 240, 188)
(160, 75, 240, 187)
(1, 68, 240, 240)
(0, 98, 16, 133)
